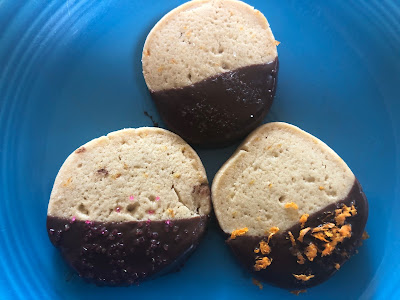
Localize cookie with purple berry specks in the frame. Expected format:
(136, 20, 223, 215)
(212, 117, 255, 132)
(47, 127, 211, 285)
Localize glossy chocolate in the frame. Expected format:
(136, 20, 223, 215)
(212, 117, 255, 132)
(226, 180, 368, 289)
(47, 216, 207, 286)
(150, 59, 278, 146)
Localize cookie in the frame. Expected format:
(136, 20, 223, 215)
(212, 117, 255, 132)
(142, 0, 278, 146)
(211, 122, 368, 289)
(47, 127, 211, 286)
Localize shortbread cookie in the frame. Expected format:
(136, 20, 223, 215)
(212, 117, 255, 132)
(142, 0, 279, 145)
(212, 122, 368, 289)
(47, 127, 211, 286)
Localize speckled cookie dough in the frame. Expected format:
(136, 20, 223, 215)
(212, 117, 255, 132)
(47, 127, 211, 285)
(142, 0, 279, 145)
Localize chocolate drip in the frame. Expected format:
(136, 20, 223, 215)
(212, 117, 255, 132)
(47, 216, 208, 286)
(150, 59, 279, 146)
(227, 180, 368, 289)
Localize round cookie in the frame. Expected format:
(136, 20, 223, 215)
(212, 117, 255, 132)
(47, 127, 211, 286)
(211, 122, 368, 289)
(142, 0, 279, 146)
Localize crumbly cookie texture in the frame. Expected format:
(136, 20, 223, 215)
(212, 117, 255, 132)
(142, 0, 277, 91)
(48, 127, 211, 222)
(212, 122, 355, 236)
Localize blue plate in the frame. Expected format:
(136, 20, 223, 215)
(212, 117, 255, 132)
(1, 1, 399, 299)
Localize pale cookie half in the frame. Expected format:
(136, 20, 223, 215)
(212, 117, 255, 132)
(47, 127, 211, 286)
(142, 0, 279, 145)
(212, 122, 368, 289)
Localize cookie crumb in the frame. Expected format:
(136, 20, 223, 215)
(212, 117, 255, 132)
(252, 278, 263, 290)
(75, 147, 86, 154)
(274, 40, 281, 46)
(362, 231, 370, 240)
(290, 290, 307, 296)
(335, 263, 340, 270)
(293, 274, 314, 281)
(230, 227, 249, 239)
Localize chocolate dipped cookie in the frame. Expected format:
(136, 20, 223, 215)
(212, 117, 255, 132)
(211, 122, 368, 289)
(47, 128, 211, 285)
(142, 0, 278, 146)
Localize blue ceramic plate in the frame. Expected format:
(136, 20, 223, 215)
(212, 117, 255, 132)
(1, 1, 399, 299)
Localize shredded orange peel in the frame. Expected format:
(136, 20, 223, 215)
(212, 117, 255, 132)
(230, 227, 248, 239)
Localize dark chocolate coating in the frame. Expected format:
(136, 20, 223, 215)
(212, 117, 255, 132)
(226, 180, 368, 289)
(47, 216, 207, 286)
(150, 59, 278, 146)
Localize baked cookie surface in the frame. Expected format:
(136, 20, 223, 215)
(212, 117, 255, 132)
(142, 0, 278, 145)
(212, 122, 368, 289)
(47, 127, 211, 285)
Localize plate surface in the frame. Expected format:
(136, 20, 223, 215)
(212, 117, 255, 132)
(1, 1, 399, 299)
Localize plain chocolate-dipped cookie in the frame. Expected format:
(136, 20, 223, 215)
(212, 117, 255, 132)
(211, 122, 368, 289)
(142, 0, 279, 146)
(47, 127, 211, 286)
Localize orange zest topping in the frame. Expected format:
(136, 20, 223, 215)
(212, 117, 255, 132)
(319, 186, 325, 190)
(305, 243, 318, 261)
(362, 231, 370, 240)
(290, 290, 307, 296)
(267, 226, 280, 243)
(284, 202, 298, 210)
(339, 224, 352, 238)
(312, 232, 329, 242)
(254, 257, 272, 271)
(168, 209, 175, 218)
(298, 227, 311, 242)
(299, 214, 309, 228)
(312, 223, 335, 233)
(288, 231, 296, 247)
(259, 241, 271, 255)
(322, 242, 335, 256)
(297, 253, 305, 265)
(335, 263, 341, 270)
(269, 226, 280, 234)
(293, 274, 314, 281)
(335, 204, 357, 225)
(252, 278, 263, 290)
(230, 227, 249, 239)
